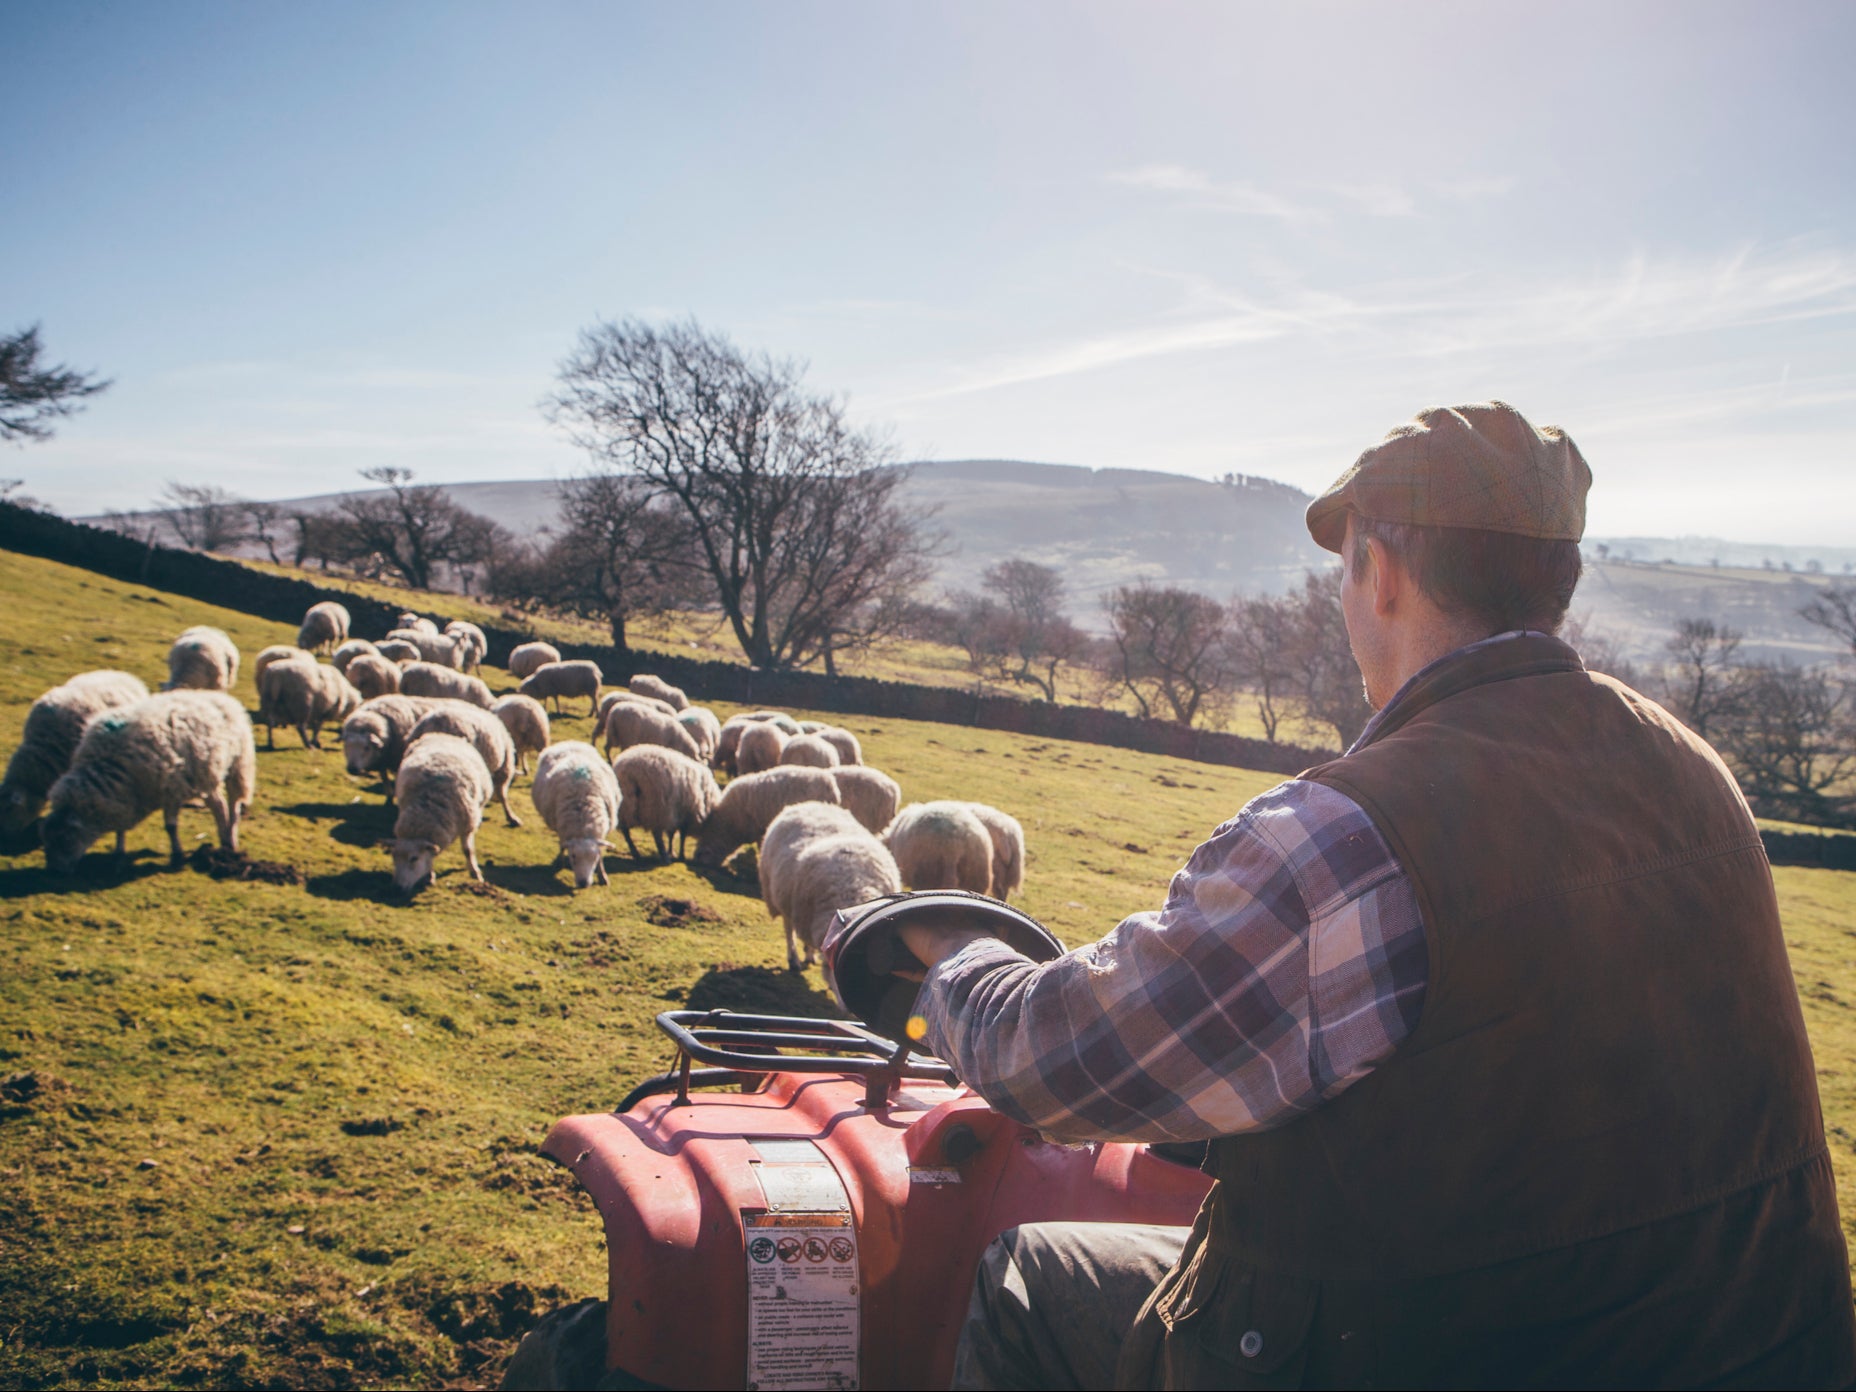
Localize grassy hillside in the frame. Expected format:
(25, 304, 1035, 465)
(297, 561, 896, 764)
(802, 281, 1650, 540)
(3, 544, 1853, 1388)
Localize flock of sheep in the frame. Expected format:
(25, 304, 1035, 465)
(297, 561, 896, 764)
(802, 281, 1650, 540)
(2, 600, 1026, 973)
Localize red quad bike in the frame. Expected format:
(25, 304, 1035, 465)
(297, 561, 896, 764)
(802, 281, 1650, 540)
(539, 892, 1212, 1391)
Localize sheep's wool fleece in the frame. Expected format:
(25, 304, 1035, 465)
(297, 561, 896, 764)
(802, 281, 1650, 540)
(531, 742, 620, 841)
(54, 690, 255, 830)
(393, 734, 492, 848)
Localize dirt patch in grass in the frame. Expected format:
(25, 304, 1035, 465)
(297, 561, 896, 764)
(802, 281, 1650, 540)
(638, 894, 723, 929)
(189, 846, 303, 885)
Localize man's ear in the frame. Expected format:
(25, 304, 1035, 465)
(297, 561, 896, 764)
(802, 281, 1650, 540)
(1365, 535, 1402, 618)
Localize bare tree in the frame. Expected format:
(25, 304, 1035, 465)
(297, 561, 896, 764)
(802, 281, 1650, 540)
(1282, 568, 1370, 749)
(1, 324, 110, 445)
(1715, 663, 1854, 824)
(242, 500, 288, 565)
(159, 481, 246, 552)
(1, 479, 47, 512)
(976, 559, 1087, 701)
(547, 317, 935, 670)
(1656, 617, 1745, 743)
(1100, 581, 1234, 726)
(945, 591, 1009, 674)
(1225, 593, 1297, 743)
(334, 467, 500, 591)
(1559, 610, 1639, 688)
(1801, 584, 1856, 661)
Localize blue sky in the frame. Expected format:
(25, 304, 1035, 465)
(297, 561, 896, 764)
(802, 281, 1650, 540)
(6, 1, 1855, 543)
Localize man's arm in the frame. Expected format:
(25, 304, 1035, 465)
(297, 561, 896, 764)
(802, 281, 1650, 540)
(907, 780, 1428, 1144)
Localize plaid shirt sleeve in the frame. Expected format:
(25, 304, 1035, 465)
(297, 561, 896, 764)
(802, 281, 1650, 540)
(916, 778, 1427, 1144)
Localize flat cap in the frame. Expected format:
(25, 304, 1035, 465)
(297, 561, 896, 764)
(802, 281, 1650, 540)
(1306, 401, 1591, 553)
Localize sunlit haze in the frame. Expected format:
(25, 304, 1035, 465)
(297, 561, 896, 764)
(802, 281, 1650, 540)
(6, 1, 1854, 544)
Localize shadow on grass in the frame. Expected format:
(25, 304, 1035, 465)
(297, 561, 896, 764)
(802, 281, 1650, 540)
(480, 862, 574, 898)
(305, 866, 404, 903)
(0, 849, 170, 895)
(269, 800, 395, 848)
(685, 963, 848, 1019)
(679, 856, 763, 900)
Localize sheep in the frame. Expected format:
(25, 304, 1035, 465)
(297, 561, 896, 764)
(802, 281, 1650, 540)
(399, 662, 494, 709)
(963, 802, 1026, 900)
(396, 612, 438, 635)
(815, 726, 863, 766)
(386, 628, 463, 669)
(746, 711, 804, 737)
(598, 689, 678, 723)
(491, 693, 550, 774)
(830, 765, 901, 835)
(0, 670, 150, 834)
(297, 601, 350, 653)
(691, 766, 842, 868)
(331, 638, 379, 674)
(163, 626, 239, 692)
(798, 721, 828, 735)
(519, 659, 602, 717)
(41, 690, 255, 873)
(611, 745, 722, 862)
(628, 674, 688, 711)
(341, 694, 444, 790)
(678, 706, 722, 764)
(604, 702, 701, 762)
(386, 732, 492, 892)
(258, 657, 361, 750)
(764, 816, 902, 972)
(735, 721, 788, 775)
(778, 733, 841, 769)
(759, 802, 865, 921)
(252, 644, 308, 690)
(881, 801, 994, 895)
(256, 654, 314, 747)
(376, 639, 422, 665)
(443, 620, 487, 674)
(715, 715, 752, 775)
(530, 742, 622, 888)
(508, 641, 561, 679)
(345, 652, 402, 701)
(407, 702, 521, 826)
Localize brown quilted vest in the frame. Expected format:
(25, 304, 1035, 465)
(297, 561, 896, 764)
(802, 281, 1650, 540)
(1118, 635, 1855, 1389)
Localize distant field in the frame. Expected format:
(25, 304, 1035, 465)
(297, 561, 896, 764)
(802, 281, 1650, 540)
(4, 545, 1853, 1388)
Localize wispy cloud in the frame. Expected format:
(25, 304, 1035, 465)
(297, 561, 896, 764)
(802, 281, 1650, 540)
(1322, 181, 1418, 218)
(1431, 175, 1518, 202)
(1106, 164, 1319, 221)
(1110, 164, 1521, 222)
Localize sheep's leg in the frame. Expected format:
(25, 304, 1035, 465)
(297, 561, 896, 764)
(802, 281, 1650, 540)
(462, 829, 484, 882)
(164, 811, 184, 865)
(500, 784, 522, 827)
(586, 695, 598, 718)
(265, 720, 276, 751)
(653, 830, 670, 863)
(596, 854, 610, 886)
(785, 922, 802, 974)
(206, 788, 236, 853)
(620, 827, 642, 858)
(114, 830, 126, 856)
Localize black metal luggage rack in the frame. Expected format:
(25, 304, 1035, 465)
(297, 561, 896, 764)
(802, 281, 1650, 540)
(619, 1009, 960, 1113)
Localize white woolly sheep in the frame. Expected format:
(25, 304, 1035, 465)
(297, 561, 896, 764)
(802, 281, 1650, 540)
(259, 657, 360, 750)
(407, 702, 520, 826)
(396, 612, 438, 635)
(882, 801, 994, 895)
(691, 765, 842, 868)
(598, 689, 678, 724)
(797, 720, 828, 735)
(399, 662, 494, 709)
(816, 726, 863, 766)
(341, 694, 444, 790)
(604, 702, 701, 762)
(0, 670, 149, 834)
(297, 601, 350, 653)
(387, 732, 492, 892)
(41, 690, 255, 873)
(759, 802, 865, 922)
(376, 639, 422, 665)
(830, 765, 901, 835)
(779, 733, 841, 769)
(735, 721, 788, 775)
(519, 659, 602, 716)
(714, 715, 751, 775)
(491, 693, 550, 774)
(253, 645, 308, 690)
(677, 706, 722, 764)
(331, 638, 379, 674)
(763, 816, 901, 972)
(443, 620, 487, 674)
(962, 802, 1026, 900)
(508, 642, 561, 679)
(611, 744, 722, 862)
(531, 742, 621, 888)
(386, 628, 463, 669)
(345, 652, 402, 700)
(163, 626, 239, 692)
(628, 674, 688, 711)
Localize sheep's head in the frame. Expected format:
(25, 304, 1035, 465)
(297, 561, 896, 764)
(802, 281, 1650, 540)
(563, 836, 610, 890)
(0, 785, 40, 837)
(40, 806, 99, 875)
(389, 838, 441, 893)
(344, 723, 386, 776)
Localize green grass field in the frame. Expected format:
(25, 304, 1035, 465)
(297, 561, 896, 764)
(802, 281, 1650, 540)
(2, 544, 1854, 1388)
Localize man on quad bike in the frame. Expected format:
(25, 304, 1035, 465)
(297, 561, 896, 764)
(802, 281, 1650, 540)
(874, 403, 1856, 1388)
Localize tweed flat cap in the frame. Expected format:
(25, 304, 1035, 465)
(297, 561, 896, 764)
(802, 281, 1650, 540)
(1306, 401, 1591, 553)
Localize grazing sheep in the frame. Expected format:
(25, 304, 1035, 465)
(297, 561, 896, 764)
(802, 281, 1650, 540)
(386, 628, 463, 668)
(519, 659, 602, 717)
(407, 702, 520, 826)
(798, 720, 828, 735)
(331, 638, 379, 674)
(345, 652, 402, 700)
(163, 626, 239, 692)
(297, 601, 351, 653)
(830, 765, 901, 835)
(759, 802, 865, 920)
(258, 657, 360, 750)
(815, 726, 863, 766)
(0, 670, 149, 834)
(778, 733, 841, 769)
(735, 721, 788, 775)
(508, 642, 561, 679)
(964, 802, 1026, 900)
(604, 702, 701, 762)
(678, 706, 722, 764)
(387, 732, 492, 892)
(531, 742, 621, 888)
(396, 612, 438, 635)
(745, 711, 804, 738)
(443, 620, 487, 674)
(341, 694, 443, 790)
(598, 689, 677, 723)
(882, 801, 994, 895)
(691, 766, 842, 868)
(628, 674, 688, 711)
(376, 639, 422, 665)
(771, 828, 902, 972)
(41, 690, 255, 872)
(399, 662, 494, 709)
(491, 693, 550, 774)
(256, 654, 314, 747)
(714, 715, 751, 775)
(611, 745, 722, 861)
(253, 644, 308, 690)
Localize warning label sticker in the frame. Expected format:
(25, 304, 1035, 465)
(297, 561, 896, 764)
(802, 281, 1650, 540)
(745, 1210, 860, 1391)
